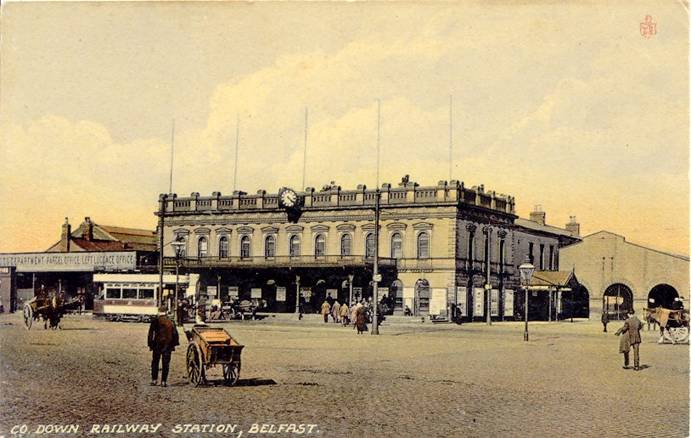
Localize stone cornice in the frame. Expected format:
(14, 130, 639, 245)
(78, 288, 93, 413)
(237, 226, 254, 235)
(412, 222, 433, 231)
(386, 222, 407, 231)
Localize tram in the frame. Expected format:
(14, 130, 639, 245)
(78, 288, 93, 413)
(92, 273, 199, 322)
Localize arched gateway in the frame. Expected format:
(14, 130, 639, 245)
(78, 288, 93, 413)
(648, 284, 679, 309)
(603, 283, 633, 320)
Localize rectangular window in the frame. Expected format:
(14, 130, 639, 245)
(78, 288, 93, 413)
(138, 288, 154, 299)
(122, 288, 138, 299)
(499, 240, 505, 272)
(105, 288, 121, 299)
(539, 244, 545, 270)
(549, 245, 555, 270)
(528, 242, 534, 264)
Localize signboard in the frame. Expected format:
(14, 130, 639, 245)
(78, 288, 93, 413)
(251, 288, 263, 298)
(0, 251, 137, 272)
(276, 287, 286, 302)
(300, 287, 312, 300)
(206, 286, 217, 297)
(504, 289, 514, 317)
(228, 286, 239, 298)
(491, 289, 499, 316)
(456, 287, 468, 316)
(373, 274, 382, 282)
(473, 287, 484, 317)
(326, 288, 338, 299)
(378, 287, 389, 296)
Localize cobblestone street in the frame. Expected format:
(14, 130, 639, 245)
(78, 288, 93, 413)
(0, 313, 688, 437)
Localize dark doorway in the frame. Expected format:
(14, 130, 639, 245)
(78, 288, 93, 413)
(648, 284, 679, 309)
(603, 283, 633, 320)
(415, 279, 430, 315)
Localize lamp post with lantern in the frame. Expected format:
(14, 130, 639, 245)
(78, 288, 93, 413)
(170, 236, 186, 317)
(519, 259, 535, 342)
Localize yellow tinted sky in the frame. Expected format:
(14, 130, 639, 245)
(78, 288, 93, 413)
(0, 1, 688, 255)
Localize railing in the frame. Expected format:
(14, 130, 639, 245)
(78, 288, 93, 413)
(163, 185, 515, 216)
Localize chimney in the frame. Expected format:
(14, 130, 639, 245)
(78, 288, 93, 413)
(566, 216, 580, 236)
(61, 217, 71, 252)
(529, 205, 546, 226)
(84, 217, 94, 241)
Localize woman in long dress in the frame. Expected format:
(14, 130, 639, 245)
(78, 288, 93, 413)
(355, 305, 368, 334)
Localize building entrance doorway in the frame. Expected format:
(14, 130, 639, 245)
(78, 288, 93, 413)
(603, 283, 633, 321)
(414, 279, 430, 315)
(648, 284, 679, 309)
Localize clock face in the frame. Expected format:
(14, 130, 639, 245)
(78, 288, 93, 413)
(280, 188, 298, 208)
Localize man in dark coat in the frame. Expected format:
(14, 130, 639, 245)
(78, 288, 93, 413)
(619, 309, 643, 371)
(148, 305, 180, 387)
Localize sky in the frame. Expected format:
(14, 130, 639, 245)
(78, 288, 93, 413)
(0, 1, 688, 255)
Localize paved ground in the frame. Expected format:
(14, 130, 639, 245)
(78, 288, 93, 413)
(0, 313, 688, 437)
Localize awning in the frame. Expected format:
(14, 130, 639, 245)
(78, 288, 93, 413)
(528, 271, 577, 290)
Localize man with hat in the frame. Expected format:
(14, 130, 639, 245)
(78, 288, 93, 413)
(616, 309, 643, 371)
(148, 305, 180, 386)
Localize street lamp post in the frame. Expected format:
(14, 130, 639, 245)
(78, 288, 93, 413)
(157, 194, 167, 308)
(171, 237, 186, 318)
(372, 189, 381, 335)
(348, 274, 354, 306)
(519, 259, 535, 342)
(483, 226, 492, 326)
(295, 275, 301, 317)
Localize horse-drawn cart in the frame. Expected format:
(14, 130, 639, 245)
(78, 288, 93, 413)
(185, 325, 244, 386)
(646, 307, 689, 344)
(23, 294, 83, 330)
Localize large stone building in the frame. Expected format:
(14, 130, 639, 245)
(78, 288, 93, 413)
(560, 230, 690, 319)
(158, 177, 581, 320)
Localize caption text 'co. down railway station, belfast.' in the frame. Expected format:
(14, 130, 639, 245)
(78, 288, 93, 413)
(157, 176, 586, 321)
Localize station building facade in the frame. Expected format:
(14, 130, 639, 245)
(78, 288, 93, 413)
(560, 231, 690, 320)
(0, 217, 157, 311)
(159, 177, 581, 320)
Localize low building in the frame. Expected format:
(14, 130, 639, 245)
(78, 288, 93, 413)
(0, 217, 157, 311)
(158, 177, 581, 320)
(559, 230, 690, 320)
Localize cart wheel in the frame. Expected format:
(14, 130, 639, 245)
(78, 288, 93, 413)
(186, 344, 206, 387)
(223, 362, 241, 386)
(23, 304, 33, 330)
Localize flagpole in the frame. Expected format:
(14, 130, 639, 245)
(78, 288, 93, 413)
(233, 114, 239, 193)
(169, 119, 175, 194)
(449, 95, 453, 182)
(302, 107, 308, 190)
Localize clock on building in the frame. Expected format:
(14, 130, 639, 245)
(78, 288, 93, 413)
(278, 187, 299, 209)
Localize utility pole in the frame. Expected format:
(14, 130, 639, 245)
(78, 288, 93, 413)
(157, 194, 167, 307)
(372, 189, 381, 335)
(484, 225, 492, 325)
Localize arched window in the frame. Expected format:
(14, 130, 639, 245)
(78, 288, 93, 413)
(240, 235, 251, 259)
(218, 235, 229, 258)
(340, 234, 352, 256)
(174, 235, 187, 258)
(265, 235, 276, 258)
(314, 234, 326, 258)
(365, 233, 375, 259)
(197, 236, 208, 258)
(289, 235, 301, 257)
(417, 232, 429, 259)
(391, 232, 403, 259)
